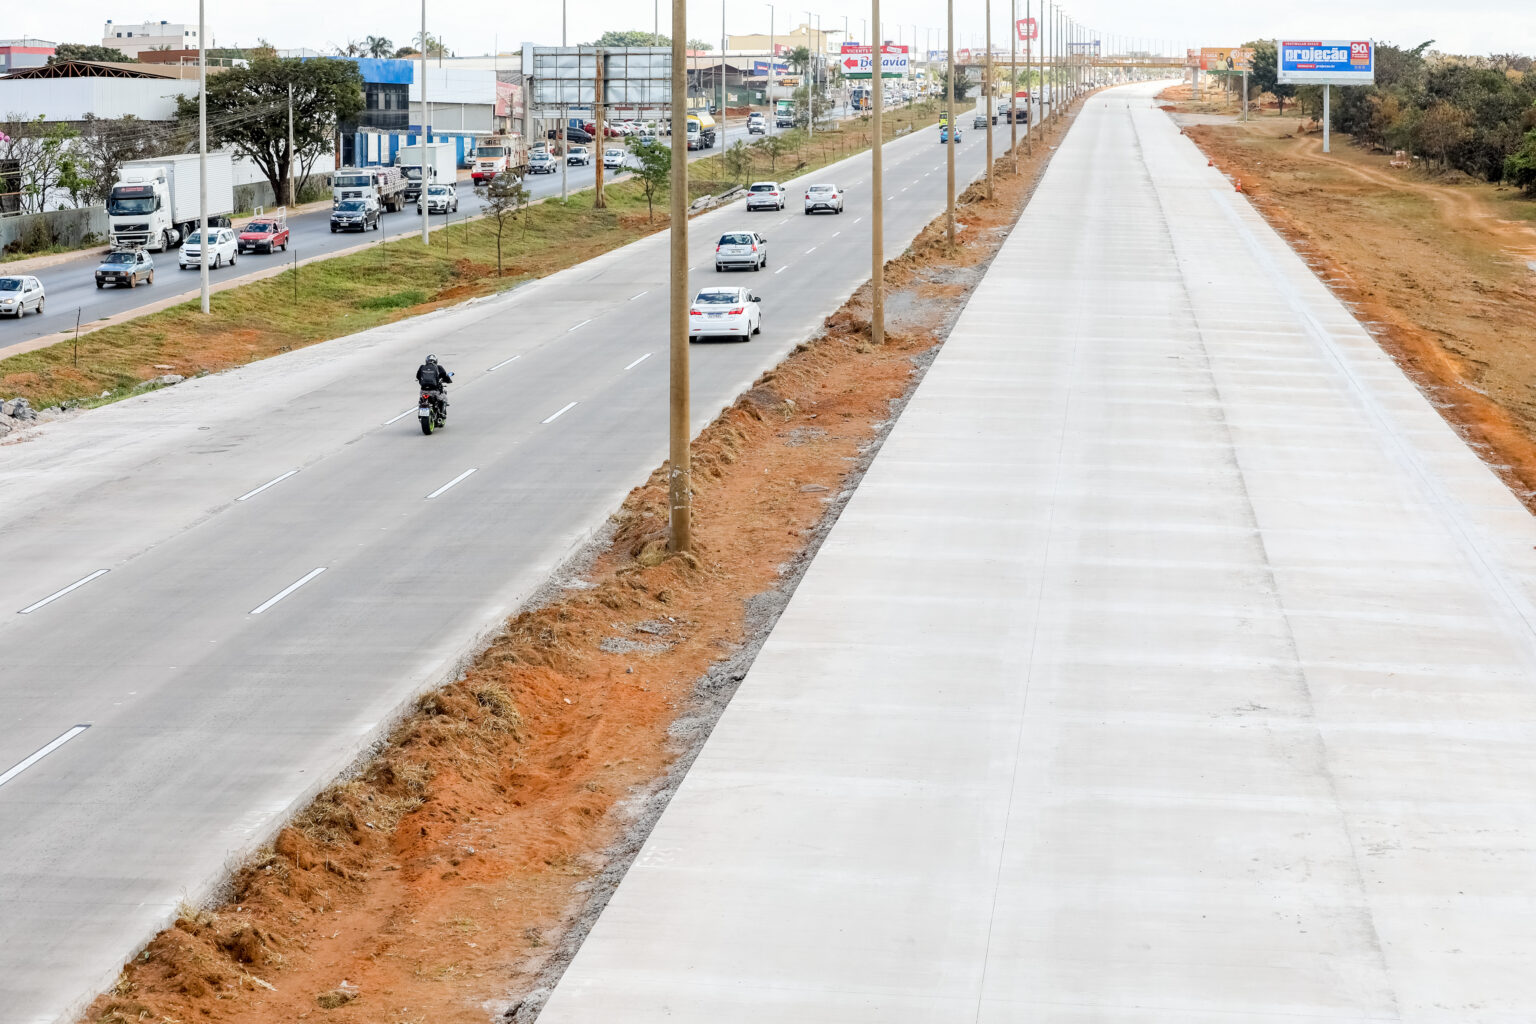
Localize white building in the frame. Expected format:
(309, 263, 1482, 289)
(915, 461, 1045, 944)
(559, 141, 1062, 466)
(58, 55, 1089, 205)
(101, 20, 205, 58)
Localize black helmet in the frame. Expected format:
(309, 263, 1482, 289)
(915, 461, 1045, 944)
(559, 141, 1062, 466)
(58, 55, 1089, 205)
(425, 354, 438, 365)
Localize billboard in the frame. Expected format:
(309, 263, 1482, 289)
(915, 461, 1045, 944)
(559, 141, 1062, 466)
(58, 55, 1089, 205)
(524, 45, 672, 108)
(1016, 17, 1038, 41)
(1277, 39, 1375, 85)
(1199, 47, 1252, 74)
(840, 43, 909, 79)
(752, 59, 790, 75)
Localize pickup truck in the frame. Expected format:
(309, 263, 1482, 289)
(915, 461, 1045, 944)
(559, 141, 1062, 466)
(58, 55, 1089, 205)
(237, 211, 289, 254)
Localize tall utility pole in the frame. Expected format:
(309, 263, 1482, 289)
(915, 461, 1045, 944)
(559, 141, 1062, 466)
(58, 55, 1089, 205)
(593, 51, 606, 207)
(286, 82, 295, 207)
(766, 4, 775, 114)
(720, 0, 727, 159)
(870, 0, 884, 347)
(197, 0, 209, 314)
(668, 0, 691, 552)
(1008, 0, 1016, 166)
(420, 0, 430, 244)
(560, 0, 568, 201)
(984, 0, 993, 198)
(944, 0, 955, 245)
(1040, 1, 1047, 128)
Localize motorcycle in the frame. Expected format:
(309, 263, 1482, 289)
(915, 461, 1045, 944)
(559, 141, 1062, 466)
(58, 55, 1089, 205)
(418, 387, 448, 434)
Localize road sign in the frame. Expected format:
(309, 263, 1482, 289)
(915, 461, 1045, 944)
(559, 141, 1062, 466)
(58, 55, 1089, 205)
(1016, 17, 1038, 41)
(1278, 39, 1375, 85)
(840, 43, 909, 79)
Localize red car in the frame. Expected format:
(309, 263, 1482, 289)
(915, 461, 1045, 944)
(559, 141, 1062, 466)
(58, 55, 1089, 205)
(581, 120, 626, 139)
(237, 217, 289, 254)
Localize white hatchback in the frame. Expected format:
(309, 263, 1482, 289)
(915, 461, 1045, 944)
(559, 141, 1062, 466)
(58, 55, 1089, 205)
(688, 286, 761, 341)
(179, 227, 238, 270)
(603, 147, 627, 169)
(803, 183, 843, 215)
(746, 181, 786, 211)
(0, 275, 44, 318)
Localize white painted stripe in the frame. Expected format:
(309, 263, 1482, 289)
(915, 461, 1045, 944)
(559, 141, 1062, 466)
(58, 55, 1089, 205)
(624, 352, 653, 371)
(487, 354, 521, 371)
(542, 401, 578, 424)
(18, 570, 109, 615)
(426, 468, 477, 499)
(831, 231, 840, 238)
(236, 469, 298, 502)
(250, 567, 326, 615)
(774, 266, 788, 274)
(628, 290, 649, 301)
(853, 217, 863, 224)
(0, 725, 90, 789)
(805, 246, 817, 254)
(568, 318, 594, 332)
(384, 409, 416, 425)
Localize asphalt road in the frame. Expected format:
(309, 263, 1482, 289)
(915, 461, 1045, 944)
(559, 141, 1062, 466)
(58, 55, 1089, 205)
(541, 82, 1536, 1021)
(0, 104, 1000, 1024)
(0, 114, 786, 349)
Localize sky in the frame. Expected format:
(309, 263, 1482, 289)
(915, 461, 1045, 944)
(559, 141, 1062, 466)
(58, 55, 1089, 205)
(12, 0, 1531, 60)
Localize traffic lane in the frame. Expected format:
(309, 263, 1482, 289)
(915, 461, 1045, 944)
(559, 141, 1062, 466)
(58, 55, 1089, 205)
(0, 111, 993, 1021)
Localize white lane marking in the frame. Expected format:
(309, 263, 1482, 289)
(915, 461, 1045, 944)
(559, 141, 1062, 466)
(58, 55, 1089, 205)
(384, 409, 416, 425)
(853, 217, 863, 224)
(487, 354, 521, 371)
(900, 186, 908, 192)
(624, 352, 653, 370)
(19, 570, 109, 615)
(542, 401, 578, 424)
(804, 246, 817, 254)
(887, 195, 896, 201)
(831, 231, 840, 238)
(236, 469, 298, 502)
(567, 318, 593, 332)
(628, 290, 649, 301)
(777, 217, 789, 226)
(774, 266, 788, 274)
(426, 468, 477, 500)
(0, 725, 90, 789)
(251, 567, 326, 615)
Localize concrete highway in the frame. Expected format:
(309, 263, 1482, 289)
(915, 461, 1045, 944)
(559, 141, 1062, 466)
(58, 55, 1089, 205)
(0, 105, 997, 1023)
(538, 82, 1536, 1021)
(0, 116, 776, 349)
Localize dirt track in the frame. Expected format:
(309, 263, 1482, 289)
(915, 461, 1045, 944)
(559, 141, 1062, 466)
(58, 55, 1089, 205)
(1174, 104, 1536, 507)
(84, 107, 1084, 1024)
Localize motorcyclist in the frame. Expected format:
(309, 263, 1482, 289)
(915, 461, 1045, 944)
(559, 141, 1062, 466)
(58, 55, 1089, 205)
(416, 353, 453, 391)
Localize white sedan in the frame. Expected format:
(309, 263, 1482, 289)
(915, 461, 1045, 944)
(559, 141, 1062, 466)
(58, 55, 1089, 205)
(418, 183, 459, 214)
(688, 286, 761, 341)
(803, 183, 844, 215)
(746, 181, 786, 211)
(179, 227, 238, 270)
(0, 275, 45, 318)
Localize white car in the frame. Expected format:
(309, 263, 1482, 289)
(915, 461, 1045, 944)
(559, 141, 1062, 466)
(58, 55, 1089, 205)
(715, 230, 767, 272)
(688, 286, 762, 341)
(528, 152, 558, 174)
(179, 227, 238, 270)
(0, 275, 44, 318)
(567, 145, 593, 165)
(418, 183, 459, 214)
(745, 181, 786, 211)
(803, 183, 843, 215)
(603, 147, 627, 169)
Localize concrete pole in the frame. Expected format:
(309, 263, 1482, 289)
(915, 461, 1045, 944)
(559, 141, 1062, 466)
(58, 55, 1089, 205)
(1009, 0, 1017, 167)
(1038, 1, 1044, 131)
(668, 0, 692, 552)
(871, 0, 884, 346)
(421, 0, 430, 244)
(767, 4, 775, 115)
(720, 0, 727, 158)
(287, 83, 295, 208)
(805, 9, 814, 139)
(198, 0, 208, 314)
(560, 0, 568, 202)
(945, 0, 955, 245)
(594, 51, 606, 207)
(1323, 84, 1331, 153)
(984, 0, 993, 198)
(1242, 67, 1248, 121)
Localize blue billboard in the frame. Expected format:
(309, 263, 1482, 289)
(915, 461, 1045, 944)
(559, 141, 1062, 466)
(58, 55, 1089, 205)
(1277, 40, 1375, 85)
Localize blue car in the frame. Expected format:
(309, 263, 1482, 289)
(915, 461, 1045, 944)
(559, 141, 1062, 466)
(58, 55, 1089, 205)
(940, 125, 963, 143)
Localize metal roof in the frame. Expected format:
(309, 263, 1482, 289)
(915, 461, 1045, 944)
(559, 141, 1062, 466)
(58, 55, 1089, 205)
(1, 60, 202, 80)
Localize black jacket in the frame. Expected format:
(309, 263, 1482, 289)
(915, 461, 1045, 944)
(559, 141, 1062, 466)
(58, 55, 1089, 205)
(416, 362, 452, 390)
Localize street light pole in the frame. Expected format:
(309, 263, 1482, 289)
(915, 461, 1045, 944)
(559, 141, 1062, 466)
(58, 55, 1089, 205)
(805, 10, 814, 139)
(720, 0, 727, 160)
(871, 0, 884, 347)
(945, 0, 955, 245)
(421, 0, 430, 244)
(560, 0, 568, 202)
(984, 0, 993, 199)
(668, 0, 692, 552)
(198, 0, 208, 313)
(766, 4, 775, 117)
(1009, 0, 1017, 167)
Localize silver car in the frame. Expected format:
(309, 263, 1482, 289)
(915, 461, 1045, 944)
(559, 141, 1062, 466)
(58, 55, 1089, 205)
(803, 183, 843, 215)
(746, 181, 786, 211)
(715, 230, 767, 272)
(0, 275, 44, 318)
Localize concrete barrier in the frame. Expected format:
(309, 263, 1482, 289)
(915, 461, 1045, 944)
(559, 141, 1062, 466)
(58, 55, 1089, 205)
(0, 205, 107, 255)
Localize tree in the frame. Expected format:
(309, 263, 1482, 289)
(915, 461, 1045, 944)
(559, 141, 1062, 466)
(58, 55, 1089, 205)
(1505, 128, 1536, 194)
(752, 132, 791, 173)
(1415, 100, 1472, 169)
(49, 43, 135, 64)
(413, 31, 451, 58)
(483, 173, 530, 273)
(0, 116, 80, 212)
(592, 30, 669, 47)
(723, 139, 753, 182)
(176, 55, 363, 205)
(365, 35, 394, 58)
(1244, 40, 1294, 115)
(787, 45, 813, 76)
(934, 67, 972, 102)
(630, 137, 671, 222)
(334, 40, 366, 57)
(687, 39, 714, 52)
(75, 114, 174, 204)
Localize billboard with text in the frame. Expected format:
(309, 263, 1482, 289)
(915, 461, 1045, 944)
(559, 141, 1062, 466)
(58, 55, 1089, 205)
(1277, 40, 1375, 85)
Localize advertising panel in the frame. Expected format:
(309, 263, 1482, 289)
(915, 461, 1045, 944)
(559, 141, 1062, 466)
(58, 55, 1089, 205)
(839, 43, 909, 79)
(1016, 18, 1038, 41)
(1199, 47, 1251, 74)
(1277, 39, 1375, 85)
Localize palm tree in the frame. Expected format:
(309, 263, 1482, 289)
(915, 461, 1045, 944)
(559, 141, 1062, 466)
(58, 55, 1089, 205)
(787, 45, 813, 76)
(365, 35, 393, 58)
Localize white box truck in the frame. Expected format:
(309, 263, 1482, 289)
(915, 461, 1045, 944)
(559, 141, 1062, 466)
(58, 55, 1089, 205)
(107, 152, 236, 252)
(395, 142, 458, 203)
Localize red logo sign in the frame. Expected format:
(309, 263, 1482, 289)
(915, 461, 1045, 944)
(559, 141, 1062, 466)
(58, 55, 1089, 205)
(1016, 18, 1038, 41)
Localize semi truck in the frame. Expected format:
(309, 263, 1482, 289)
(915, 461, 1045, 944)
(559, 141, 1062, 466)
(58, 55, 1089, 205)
(685, 111, 718, 150)
(107, 152, 235, 252)
(471, 133, 529, 185)
(395, 142, 458, 203)
(331, 165, 408, 212)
